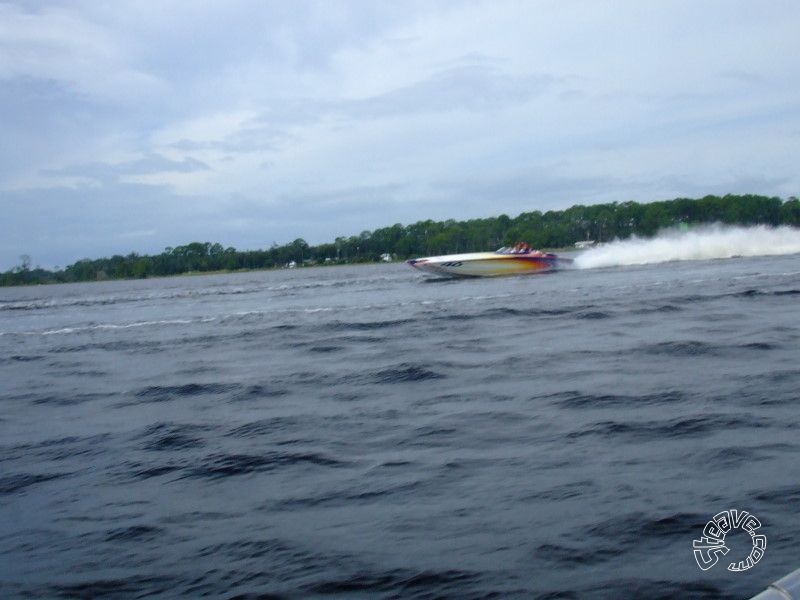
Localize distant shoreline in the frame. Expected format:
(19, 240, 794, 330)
(3, 194, 798, 287)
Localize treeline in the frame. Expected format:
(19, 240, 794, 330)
(3, 194, 799, 286)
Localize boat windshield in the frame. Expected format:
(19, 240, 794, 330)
(494, 245, 555, 257)
(496, 243, 535, 255)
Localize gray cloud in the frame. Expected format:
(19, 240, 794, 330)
(1, 0, 799, 270)
(42, 153, 210, 185)
(342, 64, 560, 118)
(202, 61, 560, 155)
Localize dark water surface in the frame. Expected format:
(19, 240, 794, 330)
(1, 256, 799, 599)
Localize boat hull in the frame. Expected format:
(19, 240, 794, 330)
(407, 251, 570, 277)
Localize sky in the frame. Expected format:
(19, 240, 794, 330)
(1, 0, 799, 270)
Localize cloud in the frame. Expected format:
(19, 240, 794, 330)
(341, 64, 559, 118)
(0, 2, 165, 102)
(43, 153, 210, 185)
(1, 0, 799, 270)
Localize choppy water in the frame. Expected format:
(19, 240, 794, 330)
(1, 251, 799, 599)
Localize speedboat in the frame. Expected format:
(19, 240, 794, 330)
(407, 245, 573, 278)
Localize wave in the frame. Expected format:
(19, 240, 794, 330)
(48, 576, 175, 600)
(273, 480, 424, 511)
(0, 472, 70, 495)
(304, 568, 482, 596)
(370, 363, 446, 383)
(135, 382, 241, 400)
(184, 451, 346, 479)
(550, 390, 686, 409)
(0, 274, 404, 313)
(574, 224, 800, 269)
(566, 413, 770, 441)
(137, 422, 216, 452)
(104, 525, 163, 542)
(0, 305, 409, 337)
(2, 317, 216, 337)
(0, 287, 262, 312)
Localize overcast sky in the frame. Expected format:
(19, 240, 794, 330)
(1, 0, 799, 269)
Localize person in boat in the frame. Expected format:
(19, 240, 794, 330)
(511, 242, 530, 254)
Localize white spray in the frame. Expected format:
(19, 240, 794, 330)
(573, 224, 800, 269)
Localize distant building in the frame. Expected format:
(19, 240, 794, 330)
(574, 240, 596, 249)
(380, 253, 393, 262)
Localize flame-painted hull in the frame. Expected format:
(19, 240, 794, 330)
(407, 251, 571, 277)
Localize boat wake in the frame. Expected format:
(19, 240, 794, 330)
(574, 224, 800, 269)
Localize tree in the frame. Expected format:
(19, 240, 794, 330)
(17, 254, 31, 273)
(4, 194, 800, 286)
